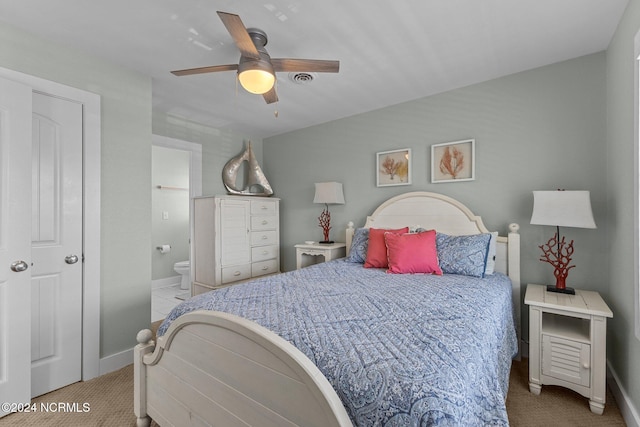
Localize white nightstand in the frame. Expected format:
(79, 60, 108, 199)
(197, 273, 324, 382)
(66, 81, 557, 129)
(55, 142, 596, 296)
(524, 283, 613, 414)
(295, 242, 346, 269)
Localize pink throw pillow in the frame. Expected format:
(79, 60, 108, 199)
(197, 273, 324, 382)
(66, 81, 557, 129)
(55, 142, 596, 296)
(364, 227, 409, 268)
(384, 230, 442, 275)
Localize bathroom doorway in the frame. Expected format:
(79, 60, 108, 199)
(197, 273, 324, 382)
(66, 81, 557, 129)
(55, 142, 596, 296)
(151, 135, 202, 321)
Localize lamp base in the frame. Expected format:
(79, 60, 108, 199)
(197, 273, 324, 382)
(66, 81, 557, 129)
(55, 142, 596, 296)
(546, 285, 575, 295)
(319, 240, 334, 244)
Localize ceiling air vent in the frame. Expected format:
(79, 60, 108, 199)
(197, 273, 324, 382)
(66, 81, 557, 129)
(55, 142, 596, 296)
(288, 72, 316, 84)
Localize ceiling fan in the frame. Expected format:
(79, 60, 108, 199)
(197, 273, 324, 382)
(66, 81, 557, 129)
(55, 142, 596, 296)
(171, 11, 340, 104)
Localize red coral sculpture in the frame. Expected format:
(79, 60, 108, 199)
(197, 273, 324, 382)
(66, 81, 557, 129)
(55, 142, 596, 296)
(318, 206, 331, 242)
(538, 232, 575, 290)
(439, 147, 464, 179)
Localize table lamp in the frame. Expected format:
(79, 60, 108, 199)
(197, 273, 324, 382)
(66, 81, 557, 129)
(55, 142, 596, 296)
(530, 190, 596, 294)
(313, 182, 345, 244)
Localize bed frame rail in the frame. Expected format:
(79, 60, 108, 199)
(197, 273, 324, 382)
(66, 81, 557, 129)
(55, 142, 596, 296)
(135, 311, 352, 427)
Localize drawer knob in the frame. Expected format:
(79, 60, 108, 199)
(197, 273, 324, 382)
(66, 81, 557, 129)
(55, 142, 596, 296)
(582, 362, 590, 369)
(262, 266, 269, 271)
(262, 235, 268, 240)
(261, 205, 268, 210)
(233, 271, 241, 276)
(262, 250, 268, 255)
(262, 220, 268, 225)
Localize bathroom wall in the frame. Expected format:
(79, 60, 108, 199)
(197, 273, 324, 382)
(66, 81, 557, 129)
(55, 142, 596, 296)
(151, 146, 190, 282)
(152, 113, 264, 197)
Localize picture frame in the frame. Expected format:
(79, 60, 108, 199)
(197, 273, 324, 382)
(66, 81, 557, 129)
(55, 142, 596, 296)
(376, 148, 412, 187)
(431, 139, 475, 183)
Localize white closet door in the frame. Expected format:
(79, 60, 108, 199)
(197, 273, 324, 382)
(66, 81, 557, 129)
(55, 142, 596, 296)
(30, 92, 83, 397)
(0, 76, 32, 418)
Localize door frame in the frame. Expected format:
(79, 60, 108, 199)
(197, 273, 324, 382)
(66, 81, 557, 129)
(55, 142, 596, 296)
(152, 134, 203, 289)
(0, 66, 101, 381)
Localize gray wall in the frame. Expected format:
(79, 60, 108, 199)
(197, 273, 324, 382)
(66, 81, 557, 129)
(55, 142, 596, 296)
(606, 0, 640, 416)
(0, 21, 263, 360)
(0, 21, 153, 357)
(264, 53, 607, 307)
(152, 114, 264, 197)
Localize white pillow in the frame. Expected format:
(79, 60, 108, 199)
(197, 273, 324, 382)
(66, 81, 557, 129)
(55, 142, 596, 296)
(484, 232, 499, 275)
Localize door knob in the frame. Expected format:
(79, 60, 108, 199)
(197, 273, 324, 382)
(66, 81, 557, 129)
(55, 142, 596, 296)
(65, 255, 79, 265)
(10, 260, 29, 272)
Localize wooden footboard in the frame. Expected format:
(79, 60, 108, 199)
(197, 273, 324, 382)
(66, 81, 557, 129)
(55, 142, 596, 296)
(134, 310, 352, 427)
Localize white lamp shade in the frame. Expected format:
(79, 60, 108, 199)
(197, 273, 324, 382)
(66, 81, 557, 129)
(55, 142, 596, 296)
(313, 182, 345, 205)
(530, 190, 596, 229)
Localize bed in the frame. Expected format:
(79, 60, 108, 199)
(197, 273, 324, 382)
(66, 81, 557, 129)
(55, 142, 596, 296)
(134, 191, 521, 427)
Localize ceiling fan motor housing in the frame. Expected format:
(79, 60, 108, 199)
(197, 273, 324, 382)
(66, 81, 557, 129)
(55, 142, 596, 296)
(236, 28, 276, 94)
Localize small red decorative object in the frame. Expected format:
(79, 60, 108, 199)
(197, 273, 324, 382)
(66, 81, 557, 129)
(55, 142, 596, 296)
(318, 205, 332, 243)
(538, 231, 575, 292)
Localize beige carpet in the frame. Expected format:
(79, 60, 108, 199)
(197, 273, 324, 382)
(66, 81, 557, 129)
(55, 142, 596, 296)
(1, 357, 627, 426)
(506, 359, 626, 426)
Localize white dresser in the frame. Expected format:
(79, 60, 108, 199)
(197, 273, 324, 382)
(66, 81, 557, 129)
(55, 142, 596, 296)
(192, 195, 280, 295)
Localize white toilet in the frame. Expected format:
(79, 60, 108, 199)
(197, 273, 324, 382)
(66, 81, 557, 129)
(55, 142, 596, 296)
(173, 260, 190, 290)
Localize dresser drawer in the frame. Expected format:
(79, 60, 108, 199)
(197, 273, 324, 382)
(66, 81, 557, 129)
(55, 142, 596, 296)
(221, 263, 252, 284)
(251, 230, 278, 246)
(251, 215, 277, 231)
(252, 259, 279, 277)
(252, 245, 278, 262)
(251, 200, 277, 216)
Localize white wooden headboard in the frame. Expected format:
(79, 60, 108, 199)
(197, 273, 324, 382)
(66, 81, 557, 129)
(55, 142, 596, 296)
(344, 191, 521, 358)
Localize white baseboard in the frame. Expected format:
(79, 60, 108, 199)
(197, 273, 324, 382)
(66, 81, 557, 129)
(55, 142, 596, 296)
(607, 361, 640, 427)
(99, 347, 134, 375)
(152, 275, 181, 290)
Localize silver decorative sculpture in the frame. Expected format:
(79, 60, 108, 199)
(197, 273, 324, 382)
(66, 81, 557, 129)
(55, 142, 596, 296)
(222, 141, 274, 197)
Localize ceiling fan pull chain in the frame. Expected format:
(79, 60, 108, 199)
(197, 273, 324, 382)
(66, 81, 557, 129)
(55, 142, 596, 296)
(274, 80, 279, 118)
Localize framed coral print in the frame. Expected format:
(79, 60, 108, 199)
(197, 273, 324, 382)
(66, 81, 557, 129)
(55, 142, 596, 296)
(377, 148, 412, 187)
(431, 139, 475, 183)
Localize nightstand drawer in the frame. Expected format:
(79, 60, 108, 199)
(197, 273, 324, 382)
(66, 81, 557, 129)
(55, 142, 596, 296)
(251, 245, 278, 262)
(299, 248, 326, 256)
(251, 230, 278, 246)
(221, 264, 251, 284)
(252, 259, 279, 277)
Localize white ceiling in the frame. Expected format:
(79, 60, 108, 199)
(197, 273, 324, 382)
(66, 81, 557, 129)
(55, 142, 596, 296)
(0, 0, 628, 138)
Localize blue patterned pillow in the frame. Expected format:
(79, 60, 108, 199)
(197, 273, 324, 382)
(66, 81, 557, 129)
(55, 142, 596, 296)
(346, 227, 369, 263)
(436, 232, 491, 277)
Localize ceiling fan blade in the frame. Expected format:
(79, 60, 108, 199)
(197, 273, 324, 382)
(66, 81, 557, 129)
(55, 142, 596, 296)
(217, 11, 260, 59)
(263, 87, 278, 104)
(271, 59, 340, 73)
(171, 64, 238, 76)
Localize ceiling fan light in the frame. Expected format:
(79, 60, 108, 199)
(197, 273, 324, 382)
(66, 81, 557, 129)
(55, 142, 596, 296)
(238, 68, 275, 94)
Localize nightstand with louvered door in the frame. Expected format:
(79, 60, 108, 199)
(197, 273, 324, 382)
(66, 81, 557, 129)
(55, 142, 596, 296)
(525, 283, 612, 414)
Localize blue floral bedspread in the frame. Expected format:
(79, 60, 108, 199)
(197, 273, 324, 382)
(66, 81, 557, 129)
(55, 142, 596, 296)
(158, 259, 518, 426)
